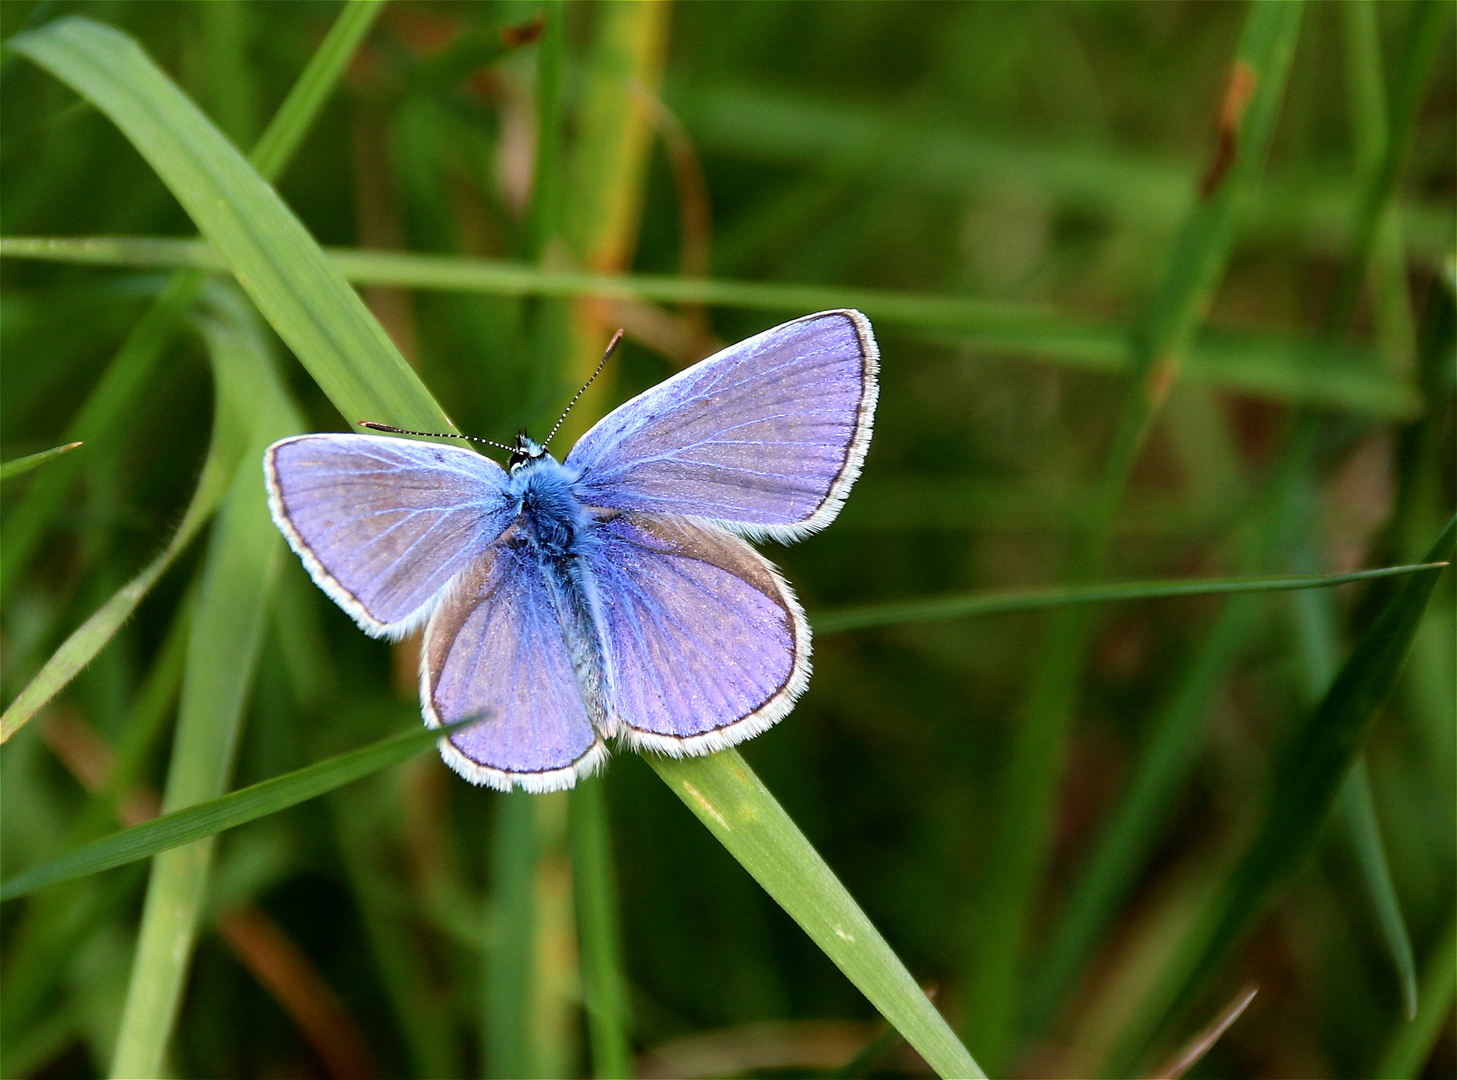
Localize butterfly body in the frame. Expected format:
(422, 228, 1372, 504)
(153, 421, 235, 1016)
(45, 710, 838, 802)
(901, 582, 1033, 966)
(508, 449, 595, 558)
(265, 309, 879, 791)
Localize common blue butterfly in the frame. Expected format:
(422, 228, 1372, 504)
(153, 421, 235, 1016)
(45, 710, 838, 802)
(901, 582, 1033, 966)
(263, 310, 879, 792)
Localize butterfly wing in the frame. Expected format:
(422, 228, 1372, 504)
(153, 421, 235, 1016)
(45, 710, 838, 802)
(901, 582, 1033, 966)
(564, 310, 878, 541)
(585, 513, 810, 754)
(265, 434, 514, 638)
(423, 542, 606, 792)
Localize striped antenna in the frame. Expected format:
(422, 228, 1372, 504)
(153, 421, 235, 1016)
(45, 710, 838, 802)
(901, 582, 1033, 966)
(544, 329, 624, 450)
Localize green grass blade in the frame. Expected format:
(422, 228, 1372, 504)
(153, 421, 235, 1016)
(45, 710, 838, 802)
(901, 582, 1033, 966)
(1022, 596, 1259, 1038)
(0, 271, 207, 596)
(7, 16, 452, 435)
(570, 779, 633, 1080)
(1103, 515, 1455, 1076)
(331, 781, 463, 1080)
(1339, 758, 1419, 1019)
(1290, 558, 1420, 1023)
(108, 288, 302, 1079)
(487, 791, 537, 1079)
(246, 0, 384, 182)
(673, 83, 1454, 261)
(0, 441, 82, 480)
(810, 563, 1443, 634)
(1324, 0, 1451, 335)
(0, 2, 382, 593)
(651, 750, 984, 1080)
(0, 235, 1421, 418)
(1374, 908, 1457, 1079)
(0, 287, 264, 745)
(0, 718, 476, 903)
(963, 6, 1305, 1068)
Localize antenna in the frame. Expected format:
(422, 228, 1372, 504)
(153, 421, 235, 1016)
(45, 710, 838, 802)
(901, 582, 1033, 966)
(543, 329, 624, 450)
(357, 422, 516, 453)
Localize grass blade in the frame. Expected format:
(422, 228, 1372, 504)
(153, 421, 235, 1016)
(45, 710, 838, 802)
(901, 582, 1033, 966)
(651, 749, 984, 1080)
(811, 563, 1444, 634)
(108, 289, 302, 1079)
(1148, 984, 1259, 1080)
(0, 1, 384, 593)
(1339, 758, 1419, 1019)
(7, 16, 452, 435)
(0, 441, 82, 480)
(0, 235, 1421, 418)
(963, 5, 1305, 1068)
(570, 779, 633, 1080)
(1374, 909, 1457, 1079)
(1104, 515, 1455, 1075)
(0, 286, 264, 745)
(486, 791, 538, 1079)
(246, 0, 385, 182)
(1324, 0, 1451, 335)
(0, 718, 476, 903)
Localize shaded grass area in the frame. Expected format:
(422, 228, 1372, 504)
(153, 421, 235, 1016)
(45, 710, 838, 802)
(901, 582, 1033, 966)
(2, 2, 1453, 1078)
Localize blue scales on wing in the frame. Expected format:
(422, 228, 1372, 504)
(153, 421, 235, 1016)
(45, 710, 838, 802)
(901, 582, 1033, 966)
(264, 434, 515, 638)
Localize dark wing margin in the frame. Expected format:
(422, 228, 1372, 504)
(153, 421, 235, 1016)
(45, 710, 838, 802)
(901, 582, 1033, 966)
(565, 310, 878, 541)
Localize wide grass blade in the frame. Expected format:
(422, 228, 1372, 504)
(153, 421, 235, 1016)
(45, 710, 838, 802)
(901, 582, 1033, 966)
(0, 441, 82, 480)
(7, 16, 451, 435)
(651, 750, 984, 1080)
(0, 235, 1421, 418)
(109, 289, 302, 1079)
(0, 717, 477, 902)
(810, 563, 1443, 634)
(1103, 515, 1455, 1075)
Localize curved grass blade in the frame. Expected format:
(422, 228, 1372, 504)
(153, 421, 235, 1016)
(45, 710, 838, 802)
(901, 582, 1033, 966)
(7, 16, 452, 436)
(811, 563, 1444, 634)
(0, 717, 481, 902)
(0, 287, 267, 745)
(0, 441, 82, 480)
(651, 750, 984, 1080)
(1147, 984, 1258, 1080)
(1374, 909, 1457, 1079)
(0, 235, 1420, 419)
(1103, 514, 1455, 1076)
(0, 0, 385, 594)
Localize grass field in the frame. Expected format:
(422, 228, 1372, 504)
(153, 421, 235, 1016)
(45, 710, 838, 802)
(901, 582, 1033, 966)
(1, 2, 1453, 1077)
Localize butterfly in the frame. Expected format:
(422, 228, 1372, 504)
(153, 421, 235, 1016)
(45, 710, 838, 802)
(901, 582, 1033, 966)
(263, 310, 879, 792)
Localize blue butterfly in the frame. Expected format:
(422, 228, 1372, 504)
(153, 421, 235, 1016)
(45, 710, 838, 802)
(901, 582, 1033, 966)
(264, 310, 879, 792)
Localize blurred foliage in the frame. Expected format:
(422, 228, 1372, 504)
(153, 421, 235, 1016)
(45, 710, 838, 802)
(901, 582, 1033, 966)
(2, 2, 1453, 1078)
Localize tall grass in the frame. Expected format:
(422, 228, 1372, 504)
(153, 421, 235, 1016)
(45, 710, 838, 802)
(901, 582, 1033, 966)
(2, 3, 1452, 1079)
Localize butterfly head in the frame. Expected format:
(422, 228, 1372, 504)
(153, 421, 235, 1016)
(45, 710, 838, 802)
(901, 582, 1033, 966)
(509, 431, 552, 472)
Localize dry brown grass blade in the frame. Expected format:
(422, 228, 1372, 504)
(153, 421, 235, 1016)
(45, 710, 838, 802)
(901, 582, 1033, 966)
(1147, 984, 1259, 1080)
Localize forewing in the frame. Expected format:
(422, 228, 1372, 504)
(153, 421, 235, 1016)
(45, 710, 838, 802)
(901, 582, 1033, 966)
(265, 434, 514, 637)
(586, 514, 810, 754)
(423, 543, 605, 792)
(565, 310, 878, 540)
